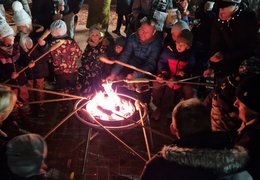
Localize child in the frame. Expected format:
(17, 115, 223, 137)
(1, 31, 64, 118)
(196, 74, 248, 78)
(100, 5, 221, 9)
(78, 25, 108, 94)
(0, 14, 30, 114)
(12, 1, 49, 117)
(151, 29, 196, 122)
(40, 19, 82, 95)
(105, 36, 126, 78)
(107, 36, 126, 60)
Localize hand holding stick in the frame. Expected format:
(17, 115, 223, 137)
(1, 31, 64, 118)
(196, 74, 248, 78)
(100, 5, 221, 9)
(99, 56, 159, 79)
(4, 40, 64, 84)
(28, 29, 51, 57)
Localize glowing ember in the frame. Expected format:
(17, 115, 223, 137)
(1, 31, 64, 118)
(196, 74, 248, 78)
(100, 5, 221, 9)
(86, 83, 135, 121)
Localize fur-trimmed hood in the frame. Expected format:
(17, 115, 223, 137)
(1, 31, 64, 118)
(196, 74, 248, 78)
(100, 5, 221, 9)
(161, 145, 249, 176)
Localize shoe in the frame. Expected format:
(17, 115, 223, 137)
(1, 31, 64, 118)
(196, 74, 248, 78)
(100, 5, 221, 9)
(112, 30, 121, 36)
(44, 81, 56, 90)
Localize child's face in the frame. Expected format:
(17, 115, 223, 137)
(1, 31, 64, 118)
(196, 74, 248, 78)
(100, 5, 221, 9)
(1, 36, 15, 47)
(176, 41, 190, 52)
(90, 32, 101, 44)
(114, 45, 123, 54)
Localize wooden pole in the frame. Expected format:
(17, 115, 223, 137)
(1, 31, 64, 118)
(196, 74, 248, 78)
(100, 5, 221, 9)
(4, 40, 64, 84)
(2, 84, 89, 100)
(99, 56, 159, 79)
(28, 29, 50, 57)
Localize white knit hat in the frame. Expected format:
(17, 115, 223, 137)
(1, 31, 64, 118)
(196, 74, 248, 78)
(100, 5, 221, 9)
(6, 133, 48, 178)
(20, 33, 33, 52)
(50, 20, 67, 37)
(12, 1, 32, 26)
(0, 13, 15, 39)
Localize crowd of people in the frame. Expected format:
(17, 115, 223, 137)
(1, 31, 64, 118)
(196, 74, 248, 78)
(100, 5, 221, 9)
(0, 0, 259, 179)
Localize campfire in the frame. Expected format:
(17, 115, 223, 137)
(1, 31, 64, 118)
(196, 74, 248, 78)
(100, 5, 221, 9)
(75, 83, 148, 130)
(85, 83, 135, 121)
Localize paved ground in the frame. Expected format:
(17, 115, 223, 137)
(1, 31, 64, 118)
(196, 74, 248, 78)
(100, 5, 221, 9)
(5, 4, 175, 180)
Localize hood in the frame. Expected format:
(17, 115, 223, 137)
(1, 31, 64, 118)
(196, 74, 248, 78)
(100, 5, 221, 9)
(161, 145, 248, 176)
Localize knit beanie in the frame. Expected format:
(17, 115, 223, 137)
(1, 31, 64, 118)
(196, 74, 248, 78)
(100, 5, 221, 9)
(218, 0, 241, 8)
(0, 14, 15, 39)
(6, 133, 48, 178)
(176, 29, 193, 47)
(171, 20, 190, 33)
(115, 36, 126, 47)
(236, 74, 260, 113)
(12, 1, 32, 27)
(50, 20, 67, 37)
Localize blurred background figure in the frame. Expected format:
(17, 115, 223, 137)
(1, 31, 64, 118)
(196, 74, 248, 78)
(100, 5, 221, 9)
(86, 0, 112, 31)
(112, 0, 133, 36)
(234, 74, 260, 179)
(6, 133, 48, 180)
(141, 98, 252, 180)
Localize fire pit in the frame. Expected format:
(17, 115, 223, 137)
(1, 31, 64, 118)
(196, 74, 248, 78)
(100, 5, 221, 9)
(74, 84, 148, 130)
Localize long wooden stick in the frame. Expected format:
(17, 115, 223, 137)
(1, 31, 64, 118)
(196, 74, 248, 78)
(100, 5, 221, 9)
(2, 84, 88, 99)
(28, 29, 51, 57)
(99, 56, 159, 78)
(27, 97, 80, 105)
(4, 40, 64, 84)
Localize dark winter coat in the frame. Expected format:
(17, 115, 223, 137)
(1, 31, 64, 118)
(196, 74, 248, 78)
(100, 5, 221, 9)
(157, 47, 196, 89)
(141, 132, 251, 180)
(116, 0, 133, 15)
(132, 0, 153, 18)
(17, 30, 49, 80)
(64, 0, 84, 14)
(31, 0, 55, 28)
(204, 76, 241, 133)
(210, 5, 258, 77)
(0, 43, 27, 86)
(235, 118, 260, 179)
(111, 33, 162, 78)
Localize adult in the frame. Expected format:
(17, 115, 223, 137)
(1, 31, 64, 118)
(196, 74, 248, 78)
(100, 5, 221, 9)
(234, 74, 260, 179)
(127, 0, 153, 35)
(62, 0, 84, 39)
(203, 0, 258, 82)
(112, 0, 133, 36)
(107, 18, 162, 80)
(86, 0, 111, 30)
(141, 98, 251, 180)
(31, 0, 65, 29)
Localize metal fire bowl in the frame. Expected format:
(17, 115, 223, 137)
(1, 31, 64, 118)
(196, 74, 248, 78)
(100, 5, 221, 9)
(74, 93, 148, 130)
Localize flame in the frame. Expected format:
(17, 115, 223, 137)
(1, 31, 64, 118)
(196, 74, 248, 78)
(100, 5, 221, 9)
(86, 83, 135, 121)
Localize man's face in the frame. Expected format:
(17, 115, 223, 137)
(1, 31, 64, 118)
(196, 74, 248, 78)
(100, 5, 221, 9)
(219, 5, 237, 20)
(138, 23, 156, 43)
(176, 41, 190, 52)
